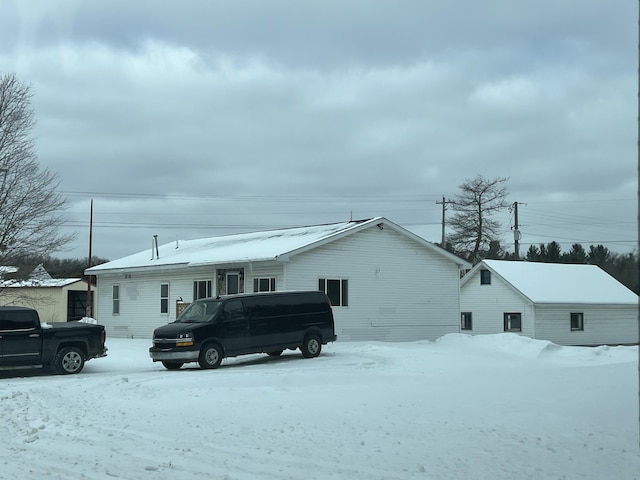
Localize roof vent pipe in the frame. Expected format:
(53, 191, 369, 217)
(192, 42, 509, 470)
(154, 235, 160, 259)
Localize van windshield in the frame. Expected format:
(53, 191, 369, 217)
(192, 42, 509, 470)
(176, 300, 222, 323)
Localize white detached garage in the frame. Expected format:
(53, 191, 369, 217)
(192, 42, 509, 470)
(86, 217, 470, 341)
(460, 260, 638, 346)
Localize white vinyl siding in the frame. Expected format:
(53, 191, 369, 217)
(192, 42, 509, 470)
(461, 262, 639, 346)
(460, 269, 535, 338)
(535, 305, 638, 346)
(246, 263, 284, 292)
(95, 267, 216, 339)
(283, 227, 462, 341)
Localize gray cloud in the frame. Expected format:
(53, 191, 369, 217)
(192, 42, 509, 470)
(0, 0, 635, 259)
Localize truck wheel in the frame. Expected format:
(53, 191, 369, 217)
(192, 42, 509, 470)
(198, 343, 223, 369)
(54, 347, 86, 374)
(301, 335, 321, 358)
(162, 361, 184, 370)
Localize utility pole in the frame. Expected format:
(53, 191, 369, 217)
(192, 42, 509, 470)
(435, 196, 450, 246)
(512, 201, 522, 259)
(86, 199, 93, 318)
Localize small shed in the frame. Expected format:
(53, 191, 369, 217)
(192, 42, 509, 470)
(86, 217, 470, 340)
(0, 264, 96, 322)
(460, 259, 638, 346)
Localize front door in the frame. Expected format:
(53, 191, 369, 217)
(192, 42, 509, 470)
(0, 310, 42, 366)
(226, 273, 240, 295)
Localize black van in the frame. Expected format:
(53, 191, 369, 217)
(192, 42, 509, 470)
(149, 291, 337, 370)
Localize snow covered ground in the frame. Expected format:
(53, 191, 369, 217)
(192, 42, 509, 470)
(1, 334, 638, 480)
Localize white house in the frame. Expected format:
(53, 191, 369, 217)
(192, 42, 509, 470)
(86, 217, 471, 340)
(460, 259, 638, 346)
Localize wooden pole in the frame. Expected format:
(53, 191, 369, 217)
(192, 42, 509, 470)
(86, 199, 93, 318)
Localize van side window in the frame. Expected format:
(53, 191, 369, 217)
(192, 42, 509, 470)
(223, 300, 245, 321)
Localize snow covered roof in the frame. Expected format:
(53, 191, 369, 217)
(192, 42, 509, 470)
(86, 217, 470, 273)
(464, 259, 638, 305)
(0, 278, 86, 288)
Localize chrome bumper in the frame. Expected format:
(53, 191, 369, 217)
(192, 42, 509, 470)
(149, 349, 200, 362)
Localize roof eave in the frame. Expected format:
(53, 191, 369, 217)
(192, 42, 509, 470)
(85, 262, 190, 275)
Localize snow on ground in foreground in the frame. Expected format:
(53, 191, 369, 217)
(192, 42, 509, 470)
(0, 333, 638, 480)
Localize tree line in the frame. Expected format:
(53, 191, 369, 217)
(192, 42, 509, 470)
(471, 240, 639, 294)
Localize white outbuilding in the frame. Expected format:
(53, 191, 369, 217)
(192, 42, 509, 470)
(460, 259, 638, 346)
(86, 217, 471, 340)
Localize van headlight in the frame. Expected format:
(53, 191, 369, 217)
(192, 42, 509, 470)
(176, 332, 194, 347)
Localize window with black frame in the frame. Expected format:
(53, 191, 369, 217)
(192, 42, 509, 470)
(503, 312, 521, 332)
(112, 285, 120, 315)
(160, 283, 169, 314)
(318, 278, 348, 306)
(570, 312, 584, 331)
(461, 312, 472, 330)
(254, 277, 276, 292)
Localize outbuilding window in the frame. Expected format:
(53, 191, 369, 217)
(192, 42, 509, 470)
(480, 269, 491, 285)
(503, 312, 521, 332)
(461, 312, 472, 330)
(319, 278, 348, 306)
(570, 312, 584, 331)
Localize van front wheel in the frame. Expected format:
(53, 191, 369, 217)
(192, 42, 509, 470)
(301, 335, 322, 358)
(162, 361, 183, 370)
(199, 343, 223, 369)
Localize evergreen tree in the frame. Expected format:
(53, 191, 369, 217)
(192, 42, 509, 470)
(587, 244, 611, 267)
(526, 245, 541, 261)
(484, 240, 505, 260)
(545, 241, 562, 263)
(563, 243, 588, 264)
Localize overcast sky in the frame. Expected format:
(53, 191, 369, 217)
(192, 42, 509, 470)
(0, 0, 636, 260)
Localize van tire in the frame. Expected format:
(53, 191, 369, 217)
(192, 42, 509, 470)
(54, 347, 86, 374)
(162, 361, 183, 370)
(267, 350, 283, 357)
(199, 343, 223, 369)
(301, 335, 322, 358)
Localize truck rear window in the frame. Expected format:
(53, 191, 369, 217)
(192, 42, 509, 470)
(0, 311, 38, 330)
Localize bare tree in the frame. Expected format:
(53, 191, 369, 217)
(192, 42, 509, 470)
(0, 72, 74, 278)
(446, 175, 509, 264)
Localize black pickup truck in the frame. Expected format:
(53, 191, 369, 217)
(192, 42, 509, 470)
(0, 306, 107, 374)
